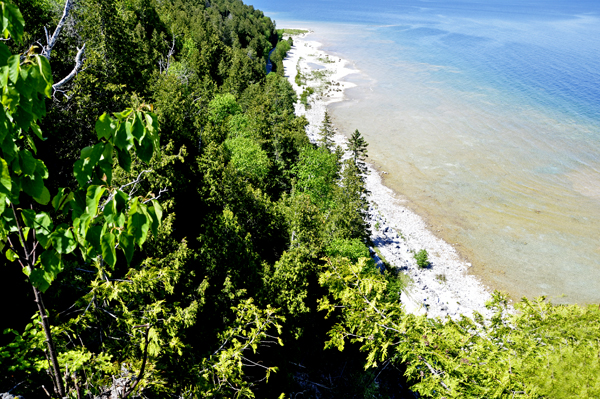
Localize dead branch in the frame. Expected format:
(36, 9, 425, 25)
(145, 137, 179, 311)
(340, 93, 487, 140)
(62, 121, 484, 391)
(42, 0, 74, 60)
(52, 43, 86, 92)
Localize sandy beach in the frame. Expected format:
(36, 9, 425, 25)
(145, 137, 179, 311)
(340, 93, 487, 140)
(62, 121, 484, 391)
(282, 31, 496, 319)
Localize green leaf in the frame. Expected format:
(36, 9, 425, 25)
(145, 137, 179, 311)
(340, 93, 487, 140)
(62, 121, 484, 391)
(118, 232, 134, 264)
(147, 199, 163, 236)
(20, 208, 36, 228)
(20, 149, 37, 175)
(85, 185, 106, 218)
(98, 143, 113, 185)
(95, 112, 115, 141)
(136, 134, 154, 162)
(73, 158, 87, 186)
(0, 157, 11, 194)
(101, 231, 116, 268)
(31, 212, 52, 234)
(145, 112, 157, 133)
(116, 148, 131, 172)
(51, 226, 76, 254)
(33, 185, 50, 205)
(24, 134, 37, 155)
(29, 268, 50, 292)
(5, 248, 17, 262)
(7, 54, 19, 83)
(127, 199, 151, 248)
(2, 3, 25, 43)
(131, 112, 144, 141)
(22, 173, 43, 198)
(115, 121, 134, 151)
(85, 225, 102, 255)
(73, 143, 105, 186)
(0, 192, 5, 216)
(0, 42, 10, 64)
(52, 188, 73, 212)
(34, 249, 63, 292)
(35, 55, 52, 97)
(0, 65, 8, 88)
(73, 213, 91, 245)
(113, 109, 132, 120)
(34, 212, 53, 248)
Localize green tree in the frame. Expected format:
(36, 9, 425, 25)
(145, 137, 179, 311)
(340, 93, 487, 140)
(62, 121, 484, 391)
(348, 129, 368, 175)
(319, 110, 335, 149)
(0, 5, 164, 396)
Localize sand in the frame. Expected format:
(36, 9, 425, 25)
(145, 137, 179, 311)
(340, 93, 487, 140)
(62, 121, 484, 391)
(282, 31, 498, 319)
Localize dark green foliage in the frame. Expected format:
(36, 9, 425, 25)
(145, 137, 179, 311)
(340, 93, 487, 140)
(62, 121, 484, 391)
(1, 1, 597, 398)
(348, 128, 369, 175)
(319, 109, 336, 148)
(269, 38, 291, 76)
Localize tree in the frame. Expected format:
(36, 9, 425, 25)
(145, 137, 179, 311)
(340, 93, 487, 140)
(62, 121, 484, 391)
(0, 5, 163, 396)
(348, 129, 368, 175)
(319, 110, 335, 149)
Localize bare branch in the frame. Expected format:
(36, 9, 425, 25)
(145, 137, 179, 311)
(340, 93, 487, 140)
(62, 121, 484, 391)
(143, 188, 168, 203)
(42, 0, 74, 60)
(52, 43, 86, 91)
(159, 34, 176, 74)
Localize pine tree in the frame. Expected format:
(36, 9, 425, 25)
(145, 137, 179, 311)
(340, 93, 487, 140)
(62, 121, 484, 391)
(348, 129, 369, 175)
(319, 110, 335, 149)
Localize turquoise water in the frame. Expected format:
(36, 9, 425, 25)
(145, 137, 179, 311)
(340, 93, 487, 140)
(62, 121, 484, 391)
(249, 0, 600, 303)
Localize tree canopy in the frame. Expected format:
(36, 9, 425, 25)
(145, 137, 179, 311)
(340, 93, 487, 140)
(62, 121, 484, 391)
(0, 0, 598, 398)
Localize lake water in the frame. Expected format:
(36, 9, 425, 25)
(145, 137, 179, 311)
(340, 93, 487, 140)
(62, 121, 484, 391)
(248, 0, 600, 303)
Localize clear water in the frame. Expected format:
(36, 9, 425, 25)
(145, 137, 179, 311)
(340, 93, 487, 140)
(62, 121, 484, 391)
(249, 0, 600, 303)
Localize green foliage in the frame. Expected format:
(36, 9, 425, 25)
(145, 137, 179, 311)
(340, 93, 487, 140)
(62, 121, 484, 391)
(293, 145, 339, 209)
(414, 248, 429, 269)
(269, 38, 292, 76)
(348, 129, 369, 175)
(208, 93, 242, 125)
(299, 86, 313, 107)
(326, 238, 370, 263)
(276, 28, 308, 36)
(225, 136, 271, 182)
(2, 1, 596, 398)
(320, 253, 600, 399)
(319, 110, 335, 148)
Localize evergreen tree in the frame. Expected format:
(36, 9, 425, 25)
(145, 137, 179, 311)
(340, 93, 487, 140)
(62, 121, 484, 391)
(348, 129, 369, 175)
(319, 110, 335, 149)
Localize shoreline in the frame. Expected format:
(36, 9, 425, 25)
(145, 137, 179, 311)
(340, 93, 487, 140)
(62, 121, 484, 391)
(282, 31, 495, 319)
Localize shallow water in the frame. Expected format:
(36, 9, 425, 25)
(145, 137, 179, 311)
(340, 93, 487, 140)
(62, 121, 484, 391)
(250, 0, 600, 303)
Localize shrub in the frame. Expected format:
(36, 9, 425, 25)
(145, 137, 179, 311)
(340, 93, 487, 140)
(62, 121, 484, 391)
(300, 86, 314, 107)
(414, 249, 430, 269)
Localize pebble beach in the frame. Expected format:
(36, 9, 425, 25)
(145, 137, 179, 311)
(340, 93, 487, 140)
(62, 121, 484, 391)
(282, 31, 496, 319)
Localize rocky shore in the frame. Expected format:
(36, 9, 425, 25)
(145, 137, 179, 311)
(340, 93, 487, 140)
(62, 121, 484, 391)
(282, 31, 496, 319)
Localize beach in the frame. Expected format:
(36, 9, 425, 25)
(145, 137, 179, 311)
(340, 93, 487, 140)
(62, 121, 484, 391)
(282, 32, 495, 319)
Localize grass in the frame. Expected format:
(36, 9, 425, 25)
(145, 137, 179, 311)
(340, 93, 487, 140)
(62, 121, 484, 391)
(318, 55, 336, 64)
(277, 28, 309, 36)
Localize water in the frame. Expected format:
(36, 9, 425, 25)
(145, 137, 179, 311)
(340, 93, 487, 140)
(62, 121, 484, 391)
(249, 0, 600, 303)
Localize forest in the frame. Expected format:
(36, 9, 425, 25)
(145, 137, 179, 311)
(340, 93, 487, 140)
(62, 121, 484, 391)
(0, 0, 598, 397)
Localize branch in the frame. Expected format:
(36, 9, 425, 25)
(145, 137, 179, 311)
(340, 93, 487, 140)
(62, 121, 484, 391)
(42, 0, 74, 60)
(143, 188, 167, 203)
(52, 43, 86, 92)
(420, 357, 450, 392)
(123, 324, 151, 398)
(159, 34, 176, 74)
